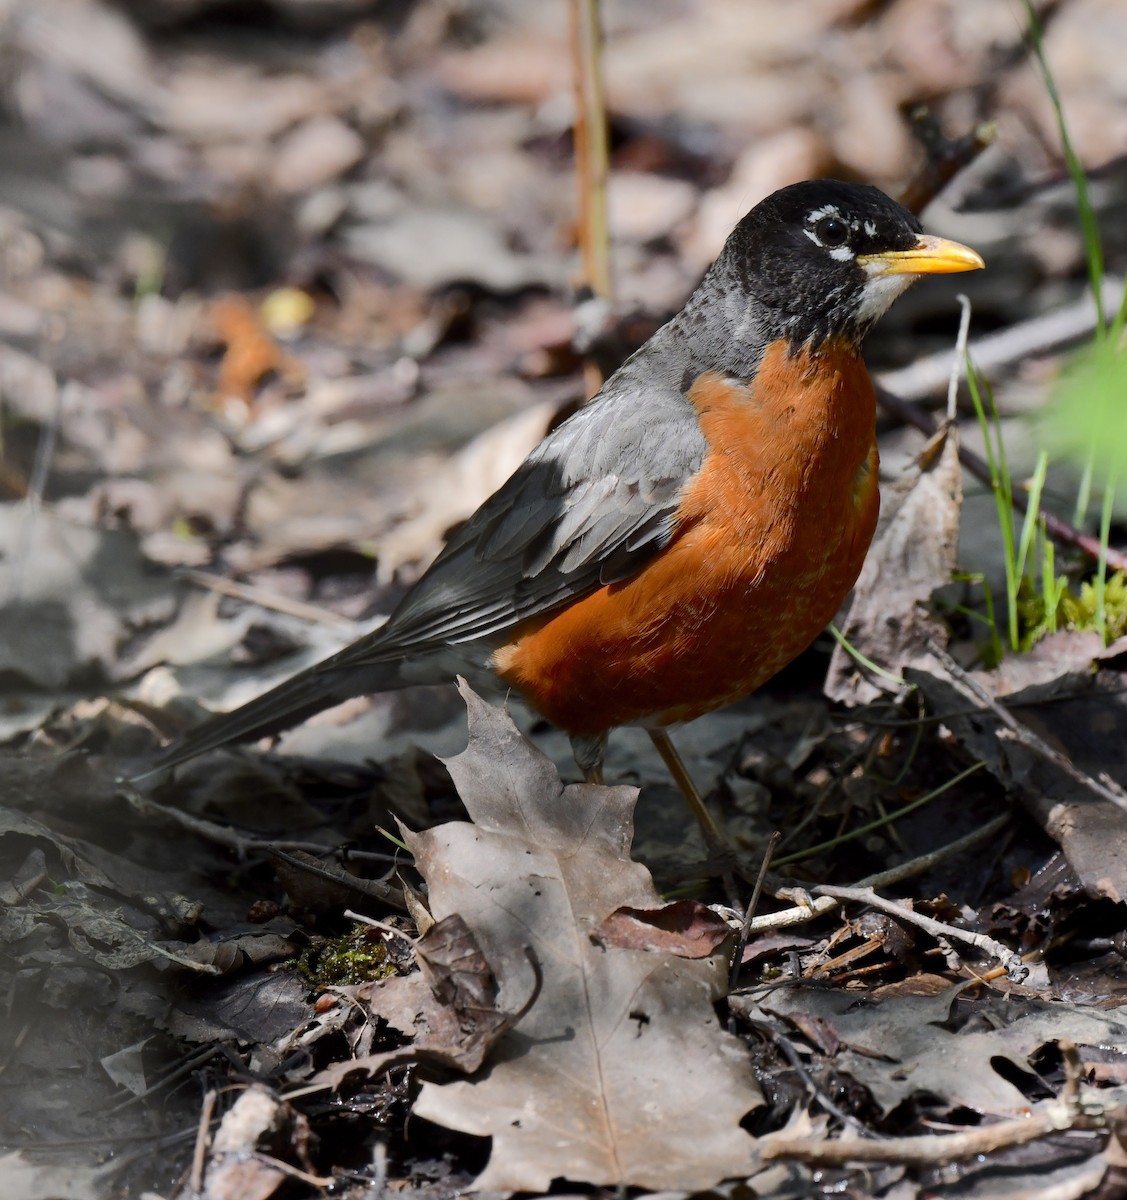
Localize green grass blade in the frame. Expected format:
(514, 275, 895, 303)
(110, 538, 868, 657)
(967, 356, 1020, 650)
(1023, 0, 1105, 339)
(829, 624, 906, 687)
(1015, 450, 1049, 586)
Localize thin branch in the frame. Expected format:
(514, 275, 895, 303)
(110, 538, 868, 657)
(928, 643, 1127, 815)
(745, 813, 1010, 936)
(899, 111, 996, 215)
(343, 910, 417, 946)
(184, 569, 359, 628)
(811, 884, 1025, 981)
(569, 0, 612, 303)
(119, 782, 342, 858)
(190, 1089, 217, 1194)
(762, 1093, 1115, 1165)
(569, 0, 613, 398)
(730, 831, 781, 989)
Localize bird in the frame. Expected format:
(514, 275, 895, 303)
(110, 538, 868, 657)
(148, 180, 983, 842)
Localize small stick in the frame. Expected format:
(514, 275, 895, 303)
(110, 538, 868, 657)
(929, 643, 1127, 815)
(811, 884, 1025, 981)
(762, 1093, 1114, 1165)
(1060, 1038, 1084, 1106)
(247, 1153, 335, 1189)
(189, 1088, 217, 1194)
(120, 784, 340, 860)
(744, 813, 1010, 936)
(569, 0, 613, 398)
(107, 1045, 220, 1116)
(184, 569, 360, 628)
(730, 830, 781, 989)
(899, 110, 996, 215)
(343, 910, 417, 946)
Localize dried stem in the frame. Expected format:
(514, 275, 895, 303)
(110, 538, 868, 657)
(730, 830, 781, 989)
(569, 0, 613, 396)
(811, 884, 1025, 981)
(745, 813, 1010, 937)
(190, 1089, 217, 1194)
(899, 110, 996, 215)
(763, 1092, 1116, 1165)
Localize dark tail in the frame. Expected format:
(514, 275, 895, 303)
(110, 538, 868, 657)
(139, 647, 404, 776)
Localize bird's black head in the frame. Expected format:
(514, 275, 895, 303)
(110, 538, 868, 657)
(721, 179, 983, 348)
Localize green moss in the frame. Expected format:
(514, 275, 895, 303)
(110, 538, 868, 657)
(295, 924, 398, 987)
(1016, 570, 1127, 651)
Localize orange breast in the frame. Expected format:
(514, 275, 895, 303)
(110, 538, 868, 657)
(491, 340, 880, 736)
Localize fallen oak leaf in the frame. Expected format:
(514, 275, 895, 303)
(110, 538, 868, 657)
(409, 682, 760, 1193)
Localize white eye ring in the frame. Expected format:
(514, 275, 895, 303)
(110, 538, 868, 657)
(812, 215, 849, 247)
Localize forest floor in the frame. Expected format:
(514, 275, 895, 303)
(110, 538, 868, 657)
(4, 2, 1127, 1198)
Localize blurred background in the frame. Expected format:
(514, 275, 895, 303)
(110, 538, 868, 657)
(0, 0, 1124, 733)
(5, 9, 1127, 1190)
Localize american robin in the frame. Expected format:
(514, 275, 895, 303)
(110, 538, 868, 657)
(150, 180, 982, 839)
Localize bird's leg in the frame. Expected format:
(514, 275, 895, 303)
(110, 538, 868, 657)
(647, 729, 726, 852)
(570, 731, 608, 786)
(575, 727, 737, 896)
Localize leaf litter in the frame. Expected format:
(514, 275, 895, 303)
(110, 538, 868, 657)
(5, 1, 1127, 1196)
(409, 683, 761, 1193)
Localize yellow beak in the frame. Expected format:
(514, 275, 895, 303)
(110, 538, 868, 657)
(857, 234, 985, 276)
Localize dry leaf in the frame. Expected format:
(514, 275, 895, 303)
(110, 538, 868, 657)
(912, 660, 1127, 903)
(409, 682, 760, 1193)
(591, 899, 734, 959)
(826, 421, 962, 704)
(201, 1086, 314, 1200)
(316, 913, 524, 1086)
(746, 985, 1127, 1117)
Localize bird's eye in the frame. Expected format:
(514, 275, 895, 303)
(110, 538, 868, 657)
(813, 215, 849, 247)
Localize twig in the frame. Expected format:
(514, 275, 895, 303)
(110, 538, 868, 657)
(7, 372, 63, 604)
(745, 813, 1010, 936)
(928, 643, 1127, 815)
(811, 884, 1025, 981)
(184, 569, 359, 628)
(1061, 1038, 1084, 1106)
(119, 782, 341, 858)
(107, 1045, 221, 1116)
(762, 1092, 1115, 1165)
(246, 1152, 335, 1189)
(274, 849, 404, 908)
(876, 382, 1127, 574)
(343, 910, 417, 945)
(190, 1088, 217, 1194)
(569, 0, 613, 396)
(898, 110, 996, 215)
(753, 1020, 872, 1135)
(730, 831, 781, 989)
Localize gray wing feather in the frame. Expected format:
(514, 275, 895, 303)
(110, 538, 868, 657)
(145, 373, 709, 772)
(342, 382, 708, 664)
